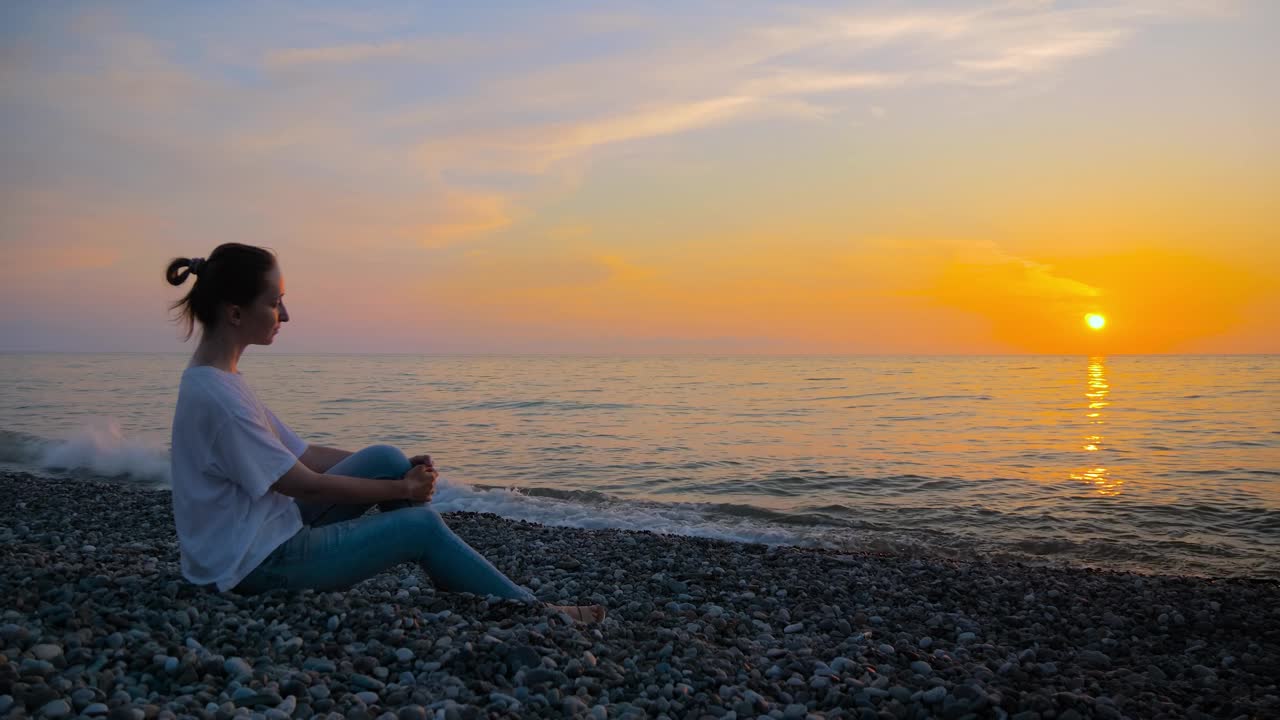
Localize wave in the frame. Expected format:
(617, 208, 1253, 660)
(0, 420, 170, 484)
(3, 421, 1277, 578)
(457, 399, 633, 412)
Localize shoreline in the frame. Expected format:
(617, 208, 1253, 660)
(1, 471, 1277, 719)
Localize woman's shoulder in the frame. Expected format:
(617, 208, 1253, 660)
(179, 367, 257, 416)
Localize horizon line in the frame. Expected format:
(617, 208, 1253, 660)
(1, 350, 1276, 358)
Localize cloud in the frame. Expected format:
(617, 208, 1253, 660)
(411, 191, 513, 247)
(954, 29, 1130, 74)
(265, 41, 416, 68)
(2, 1, 1249, 265)
(948, 241, 1103, 301)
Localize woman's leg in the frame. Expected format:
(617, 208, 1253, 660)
(235, 504, 537, 601)
(294, 444, 417, 527)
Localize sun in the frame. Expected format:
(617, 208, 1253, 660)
(1085, 313, 1107, 330)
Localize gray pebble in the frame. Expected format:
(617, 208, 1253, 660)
(32, 643, 64, 661)
(1078, 650, 1111, 668)
(37, 699, 72, 719)
(303, 657, 336, 673)
(224, 657, 253, 679)
(921, 686, 947, 704)
(351, 673, 386, 691)
(3, 471, 1279, 720)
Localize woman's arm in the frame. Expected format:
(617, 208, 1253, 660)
(272, 461, 407, 502)
(272, 461, 411, 504)
(298, 444, 353, 473)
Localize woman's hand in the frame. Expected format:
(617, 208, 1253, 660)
(401, 463, 438, 503)
(409, 454, 435, 469)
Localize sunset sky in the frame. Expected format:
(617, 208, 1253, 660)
(3, 1, 1276, 354)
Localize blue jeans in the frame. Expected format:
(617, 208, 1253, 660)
(233, 444, 536, 602)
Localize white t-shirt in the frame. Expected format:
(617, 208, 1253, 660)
(170, 365, 307, 592)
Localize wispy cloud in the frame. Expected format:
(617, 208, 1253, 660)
(265, 41, 417, 68)
(0, 1, 1249, 257)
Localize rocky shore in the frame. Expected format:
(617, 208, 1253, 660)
(1, 471, 1276, 720)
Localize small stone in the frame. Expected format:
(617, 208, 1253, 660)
(395, 648, 415, 664)
(877, 643, 896, 656)
(224, 657, 253, 679)
(524, 668, 564, 686)
(308, 685, 331, 700)
(506, 645, 540, 672)
(71, 688, 96, 709)
(351, 674, 386, 691)
(83, 703, 109, 716)
(355, 691, 379, 705)
(921, 686, 946, 704)
(398, 706, 429, 720)
(784, 623, 804, 634)
(1078, 650, 1111, 668)
(37, 699, 73, 718)
(303, 657, 336, 673)
(32, 643, 64, 661)
(910, 660, 933, 676)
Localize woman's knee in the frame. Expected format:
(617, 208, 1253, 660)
(355, 444, 411, 476)
(398, 505, 449, 537)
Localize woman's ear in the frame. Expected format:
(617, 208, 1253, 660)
(228, 305, 242, 326)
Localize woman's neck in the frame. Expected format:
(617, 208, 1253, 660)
(190, 332, 245, 374)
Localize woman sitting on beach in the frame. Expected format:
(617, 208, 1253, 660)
(164, 242, 604, 623)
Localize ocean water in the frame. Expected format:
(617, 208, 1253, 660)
(1, 353, 1277, 579)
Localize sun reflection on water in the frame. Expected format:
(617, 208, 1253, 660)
(1071, 357, 1122, 496)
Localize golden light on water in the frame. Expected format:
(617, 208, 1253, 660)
(1085, 313, 1107, 330)
(1070, 357, 1123, 496)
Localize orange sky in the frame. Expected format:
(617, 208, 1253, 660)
(2, 2, 1277, 353)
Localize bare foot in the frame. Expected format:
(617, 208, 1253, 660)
(551, 603, 606, 624)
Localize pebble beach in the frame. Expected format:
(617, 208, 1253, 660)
(1, 472, 1277, 720)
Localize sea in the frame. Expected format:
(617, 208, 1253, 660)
(1, 353, 1277, 579)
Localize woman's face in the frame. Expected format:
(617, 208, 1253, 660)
(238, 265, 289, 345)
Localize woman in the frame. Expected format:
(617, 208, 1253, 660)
(166, 242, 604, 623)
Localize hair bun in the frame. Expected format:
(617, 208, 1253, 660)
(188, 257, 206, 276)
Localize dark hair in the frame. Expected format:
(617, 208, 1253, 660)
(165, 243, 277, 341)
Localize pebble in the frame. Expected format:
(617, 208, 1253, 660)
(37, 699, 72, 718)
(32, 643, 64, 661)
(224, 657, 254, 679)
(351, 673, 386, 691)
(1, 470, 1277, 720)
(921, 686, 946, 704)
(1078, 650, 1112, 668)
